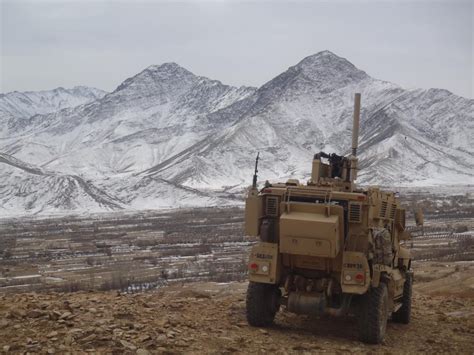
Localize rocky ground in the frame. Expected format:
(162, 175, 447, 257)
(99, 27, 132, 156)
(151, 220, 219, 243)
(0, 261, 473, 354)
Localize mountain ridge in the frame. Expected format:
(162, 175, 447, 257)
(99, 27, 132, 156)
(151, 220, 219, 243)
(1, 50, 472, 215)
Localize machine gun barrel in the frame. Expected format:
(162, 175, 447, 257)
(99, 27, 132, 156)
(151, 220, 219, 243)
(351, 93, 361, 157)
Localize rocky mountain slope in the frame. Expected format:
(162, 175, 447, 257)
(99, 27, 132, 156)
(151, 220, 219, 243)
(0, 153, 124, 215)
(143, 52, 473, 188)
(1, 51, 473, 215)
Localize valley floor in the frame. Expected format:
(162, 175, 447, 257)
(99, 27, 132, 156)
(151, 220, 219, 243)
(0, 190, 472, 353)
(0, 260, 473, 354)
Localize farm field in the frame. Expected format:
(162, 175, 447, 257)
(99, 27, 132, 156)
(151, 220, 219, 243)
(0, 188, 472, 293)
(0, 207, 250, 293)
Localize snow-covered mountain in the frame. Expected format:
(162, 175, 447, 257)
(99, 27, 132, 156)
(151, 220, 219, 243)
(0, 86, 106, 137)
(1, 63, 255, 177)
(142, 51, 473, 188)
(0, 153, 123, 216)
(1, 51, 473, 216)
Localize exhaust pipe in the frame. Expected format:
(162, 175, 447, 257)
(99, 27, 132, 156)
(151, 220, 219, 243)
(351, 93, 361, 157)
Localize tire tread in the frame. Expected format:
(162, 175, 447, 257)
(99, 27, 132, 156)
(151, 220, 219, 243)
(246, 282, 279, 327)
(358, 283, 388, 344)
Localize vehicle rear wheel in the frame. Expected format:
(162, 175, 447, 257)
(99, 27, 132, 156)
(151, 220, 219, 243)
(392, 273, 412, 324)
(246, 282, 281, 327)
(358, 282, 389, 344)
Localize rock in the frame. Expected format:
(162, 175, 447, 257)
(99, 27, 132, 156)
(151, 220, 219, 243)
(168, 318, 180, 326)
(60, 311, 72, 320)
(156, 334, 167, 344)
(136, 349, 150, 355)
(9, 309, 26, 318)
(114, 311, 134, 320)
(175, 340, 189, 347)
(27, 309, 43, 318)
(69, 327, 83, 333)
(176, 290, 212, 299)
(155, 318, 168, 328)
(47, 331, 59, 338)
(3, 345, 10, 352)
(64, 335, 73, 346)
(138, 334, 152, 342)
(0, 319, 10, 329)
(81, 334, 97, 343)
(225, 346, 239, 352)
(120, 340, 137, 351)
(166, 331, 176, 339)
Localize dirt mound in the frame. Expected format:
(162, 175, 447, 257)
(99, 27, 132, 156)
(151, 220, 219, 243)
(1, 273, 473, 354)
(413, 261, 474, 298)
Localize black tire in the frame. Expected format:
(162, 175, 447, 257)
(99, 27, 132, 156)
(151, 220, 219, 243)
(392, 273, 412, 324)
(246, 282, 281, 327)
(358, 283, 389, 344)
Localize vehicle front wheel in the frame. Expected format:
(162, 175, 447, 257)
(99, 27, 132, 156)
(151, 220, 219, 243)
(358, 282, 389, 344)
(392, 272, 412, 324)
(246, 282, 281, 327)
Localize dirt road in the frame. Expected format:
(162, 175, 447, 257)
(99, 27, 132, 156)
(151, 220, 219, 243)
(1, 261, 473, 354)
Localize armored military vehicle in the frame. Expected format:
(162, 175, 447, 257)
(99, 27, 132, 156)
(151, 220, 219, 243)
(244, 93, 414, 344)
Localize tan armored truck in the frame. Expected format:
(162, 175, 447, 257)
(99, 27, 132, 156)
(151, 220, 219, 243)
(244, 93, 413, 344)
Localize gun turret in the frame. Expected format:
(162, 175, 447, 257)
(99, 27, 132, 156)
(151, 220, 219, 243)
(252, 152, 260, 189)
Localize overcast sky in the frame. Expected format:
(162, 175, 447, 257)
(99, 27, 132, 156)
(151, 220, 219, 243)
(1, 0, 473, 98)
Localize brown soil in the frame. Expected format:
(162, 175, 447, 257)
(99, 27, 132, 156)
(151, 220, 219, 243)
(1, 261, 473, 354)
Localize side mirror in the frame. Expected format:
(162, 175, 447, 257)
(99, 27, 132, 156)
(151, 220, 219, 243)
(415, 208, 424, 227)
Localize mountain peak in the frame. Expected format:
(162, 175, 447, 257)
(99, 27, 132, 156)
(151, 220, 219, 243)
(305, 50, 340, 59)
(256, 50, 369, 100)
(144, 62, 195, 76)
(295, 51, 365, 75)
(147, 62, 179, 69)
(114, 62, 196, 94)
(277, 50, 370, 89)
